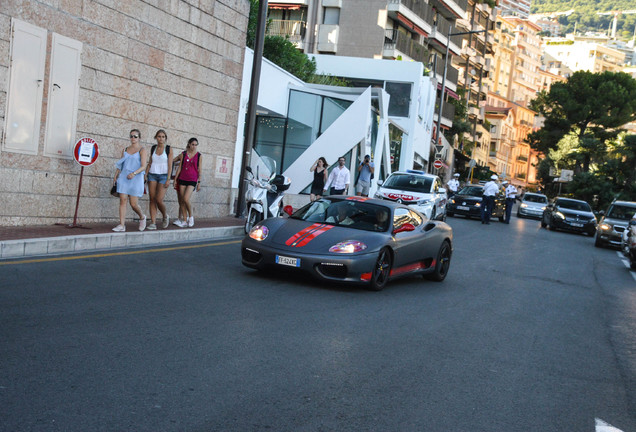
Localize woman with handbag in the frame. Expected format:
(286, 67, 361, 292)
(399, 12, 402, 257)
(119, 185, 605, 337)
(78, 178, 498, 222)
(145, 129, 173, 230)
(172, 137, 202, 227)
(112, 129, 148, 232)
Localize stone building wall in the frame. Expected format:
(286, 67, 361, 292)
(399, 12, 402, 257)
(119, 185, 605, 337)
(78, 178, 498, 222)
(0, 0, 249, 226)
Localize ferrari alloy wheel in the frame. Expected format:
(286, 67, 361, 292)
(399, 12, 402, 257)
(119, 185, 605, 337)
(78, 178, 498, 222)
(426, 240, 452, 281)
(368, 248, 392, 291)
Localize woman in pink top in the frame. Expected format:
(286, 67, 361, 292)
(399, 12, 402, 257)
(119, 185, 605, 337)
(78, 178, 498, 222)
(172, 137, 202, 227)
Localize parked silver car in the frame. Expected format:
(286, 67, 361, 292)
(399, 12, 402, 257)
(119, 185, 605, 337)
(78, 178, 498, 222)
(517, 192, 548, 219)
(595, 200, 636, 248)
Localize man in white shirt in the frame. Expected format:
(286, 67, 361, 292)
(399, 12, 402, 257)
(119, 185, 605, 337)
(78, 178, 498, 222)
(447, 173, 460, 198)
(503, 181, 518, 224)
(481, 174, 499, 225)
(324, 157, 350, 195)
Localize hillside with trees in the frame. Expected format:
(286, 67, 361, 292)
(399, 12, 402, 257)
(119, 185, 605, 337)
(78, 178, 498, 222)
(531, 0, 636, 38)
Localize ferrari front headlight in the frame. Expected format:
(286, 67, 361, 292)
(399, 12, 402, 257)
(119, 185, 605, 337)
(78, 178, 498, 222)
(248, 225, 269, 241)
(329, 240, 367, 253)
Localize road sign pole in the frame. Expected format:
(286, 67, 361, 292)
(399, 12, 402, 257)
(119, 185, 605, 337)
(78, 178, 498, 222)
(71, 166, 85, 228)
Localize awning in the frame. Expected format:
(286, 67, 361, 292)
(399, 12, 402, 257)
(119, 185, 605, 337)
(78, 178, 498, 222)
(269, 3, 302, 9)
(437, 84, 460, 100)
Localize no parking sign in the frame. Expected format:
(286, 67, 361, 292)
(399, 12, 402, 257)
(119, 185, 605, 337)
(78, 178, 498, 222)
(73, 137, 99, 166)
(67, 137, 100, 227)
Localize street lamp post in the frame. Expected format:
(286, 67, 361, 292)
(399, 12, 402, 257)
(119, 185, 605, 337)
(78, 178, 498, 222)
(433, 27, 486, 175)
(236, 0, 269, 218)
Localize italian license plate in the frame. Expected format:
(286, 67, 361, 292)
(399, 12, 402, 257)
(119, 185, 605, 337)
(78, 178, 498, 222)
(276, 255, 300, 267)
(457, 206, 469, 210)
(571, 222, 584, 227)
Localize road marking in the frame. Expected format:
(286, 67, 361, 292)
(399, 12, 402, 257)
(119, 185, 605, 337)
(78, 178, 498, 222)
(616, 252, 636, 281)
(596, 418, 624, 431)
(0, 239, 242, 266)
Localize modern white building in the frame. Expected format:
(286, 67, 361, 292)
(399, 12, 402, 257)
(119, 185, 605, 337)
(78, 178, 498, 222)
(232, 50, 439, 209)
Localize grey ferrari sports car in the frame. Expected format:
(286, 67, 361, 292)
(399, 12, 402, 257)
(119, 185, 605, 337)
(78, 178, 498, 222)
(241, 196, 453, 290)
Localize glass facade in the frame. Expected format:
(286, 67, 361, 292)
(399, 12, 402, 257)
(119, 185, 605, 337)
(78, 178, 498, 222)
(385, 82, 412, 117)
(389, 123, 405, 172)
(255, 90, 352, 175)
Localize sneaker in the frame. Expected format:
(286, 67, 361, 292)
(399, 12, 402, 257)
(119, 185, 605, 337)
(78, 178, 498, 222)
(139, 215, 147, 231)
(162, 215, 170, 229)
(112, 224, 126, 232)
(146, 223, 157, 230)
(174, 219, 186, 228)
(188, 216, 194, 227)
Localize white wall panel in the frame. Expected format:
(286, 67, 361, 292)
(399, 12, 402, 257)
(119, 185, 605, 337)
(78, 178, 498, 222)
(3, 19, 47, 155)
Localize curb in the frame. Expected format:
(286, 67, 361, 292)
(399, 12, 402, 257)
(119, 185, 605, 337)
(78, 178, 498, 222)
(0, 226, 245, 259)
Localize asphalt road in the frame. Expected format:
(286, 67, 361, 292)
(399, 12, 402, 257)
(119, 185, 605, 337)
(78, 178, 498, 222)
(1, 214, 635, 432)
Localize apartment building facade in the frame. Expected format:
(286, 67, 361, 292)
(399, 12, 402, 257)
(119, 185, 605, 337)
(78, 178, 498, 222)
(264, 0, 476, 176)
(542, 36, 627, 74)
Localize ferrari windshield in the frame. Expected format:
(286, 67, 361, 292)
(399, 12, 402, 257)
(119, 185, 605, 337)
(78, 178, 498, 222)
(291, 199, 391, 232)
(382, 174, 433, 193)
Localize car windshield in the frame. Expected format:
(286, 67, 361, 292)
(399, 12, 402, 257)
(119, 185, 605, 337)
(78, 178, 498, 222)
(524, 194, 548, 204)
(383, 174, 433, 193)
(290, 199, 391, 232)
(606, 204, 636, 220)
(458, 186, 483, 197)
(556, 199, 591, 212)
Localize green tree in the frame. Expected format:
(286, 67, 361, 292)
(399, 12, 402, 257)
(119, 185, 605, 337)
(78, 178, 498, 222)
(527, 71, 636, 172)
(262, 36, 317, 82)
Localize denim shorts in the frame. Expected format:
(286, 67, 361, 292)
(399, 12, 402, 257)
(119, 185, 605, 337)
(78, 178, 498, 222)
(147, 173, 168, 183)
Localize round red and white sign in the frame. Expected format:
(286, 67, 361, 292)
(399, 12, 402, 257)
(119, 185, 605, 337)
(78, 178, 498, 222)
(433, 159, 443, 169)
(73, 137, 99, 166)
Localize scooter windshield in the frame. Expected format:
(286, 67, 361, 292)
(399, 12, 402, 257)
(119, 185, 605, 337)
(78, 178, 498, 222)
(261, 156, 277, 179)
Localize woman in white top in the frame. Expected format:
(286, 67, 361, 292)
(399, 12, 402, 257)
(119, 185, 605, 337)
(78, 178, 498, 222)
(145, 129, 174, 229)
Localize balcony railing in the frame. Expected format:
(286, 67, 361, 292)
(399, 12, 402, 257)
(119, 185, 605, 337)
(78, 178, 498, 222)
(384, 29, 429, 63)
(517, 155, 528, 162)
(442, 102, 455, 121)
(433, 60, 458, 87)
(388, 0, 434, 24)
(266, 19, 306, 44)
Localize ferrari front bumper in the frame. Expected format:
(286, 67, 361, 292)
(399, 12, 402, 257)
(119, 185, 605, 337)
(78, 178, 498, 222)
(241, 238, 379, 284)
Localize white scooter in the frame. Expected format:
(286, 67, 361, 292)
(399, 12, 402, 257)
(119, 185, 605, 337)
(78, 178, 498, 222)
(244, 157, 291, 233)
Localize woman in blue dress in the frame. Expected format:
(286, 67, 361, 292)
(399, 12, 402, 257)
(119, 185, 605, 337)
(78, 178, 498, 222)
(111, 129, 148, 232)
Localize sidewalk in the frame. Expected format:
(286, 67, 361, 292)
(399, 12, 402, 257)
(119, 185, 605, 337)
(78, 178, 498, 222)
(0, 216, 245, 260)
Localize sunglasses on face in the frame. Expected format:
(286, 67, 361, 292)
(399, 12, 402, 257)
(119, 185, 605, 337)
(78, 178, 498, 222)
(130, 134, 139, 139)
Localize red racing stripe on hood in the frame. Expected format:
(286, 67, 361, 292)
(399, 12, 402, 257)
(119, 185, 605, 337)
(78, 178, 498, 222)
(286, 223, 330, 247)
(294, 224, 334, 247)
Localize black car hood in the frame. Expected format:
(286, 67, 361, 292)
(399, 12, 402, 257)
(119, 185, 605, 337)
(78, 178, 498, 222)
(453, 193, 482, 202)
